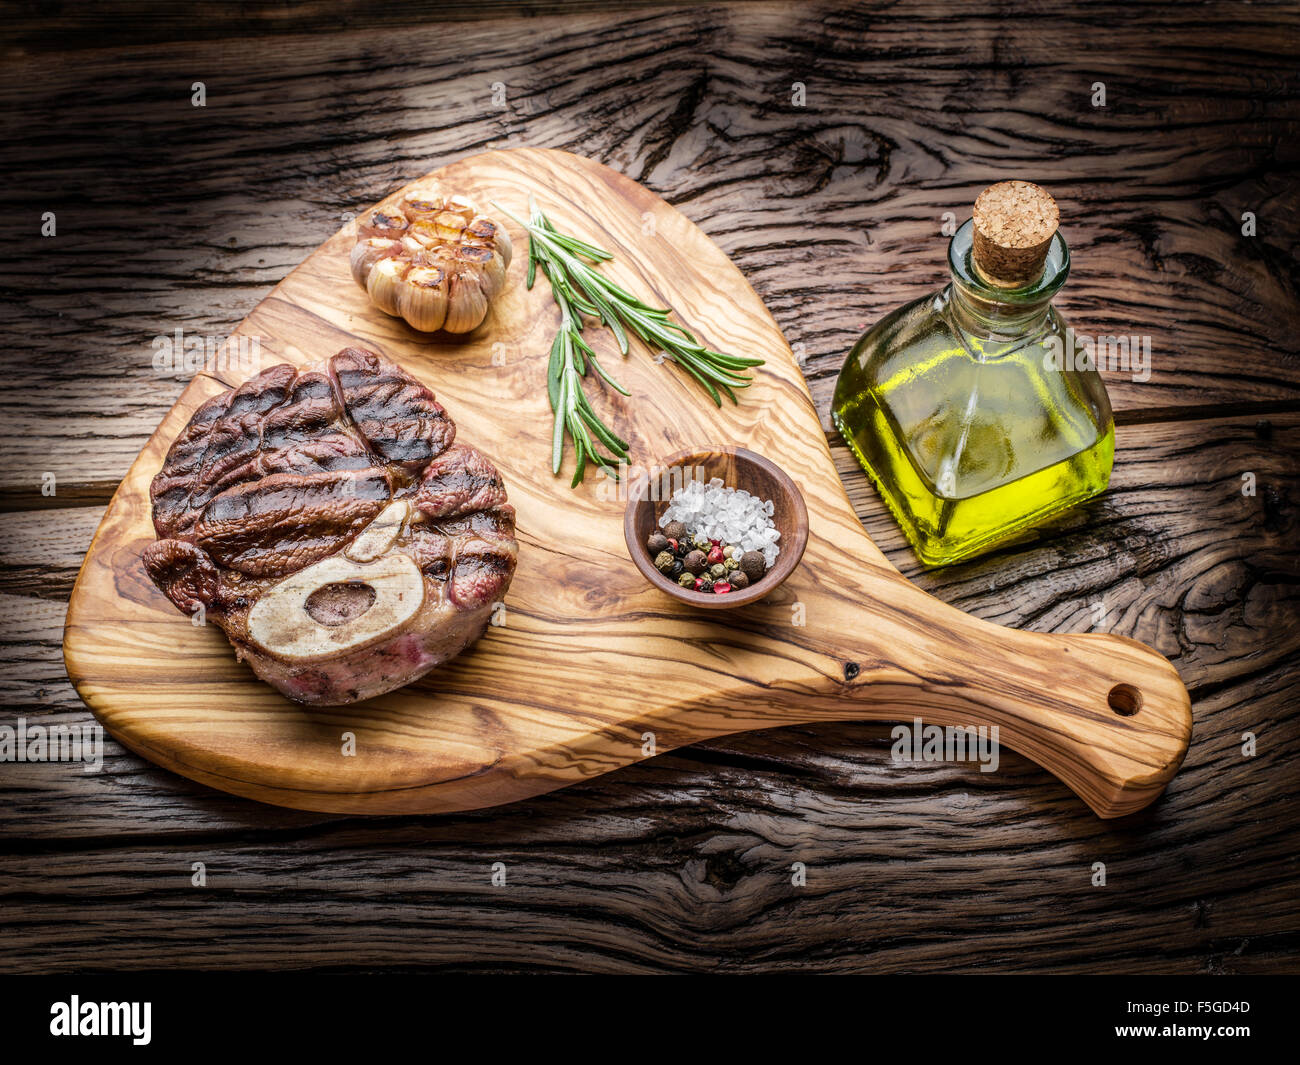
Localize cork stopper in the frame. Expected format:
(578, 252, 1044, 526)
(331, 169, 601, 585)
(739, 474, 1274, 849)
(970, 181, 1060, 288)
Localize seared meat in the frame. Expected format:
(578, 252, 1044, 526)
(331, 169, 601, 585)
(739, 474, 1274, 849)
(142, 348, 518, 705)
(329, 347, 456, 473)
(415, 445, 508, 518)
(193, 467, 392, 577)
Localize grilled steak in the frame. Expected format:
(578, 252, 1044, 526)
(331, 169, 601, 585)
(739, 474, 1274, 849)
(143, 348, 517, 705)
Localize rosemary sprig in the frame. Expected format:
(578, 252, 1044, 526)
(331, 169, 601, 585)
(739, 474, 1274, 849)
(543, 260, 631, 487)
(493, 196, 765, 486)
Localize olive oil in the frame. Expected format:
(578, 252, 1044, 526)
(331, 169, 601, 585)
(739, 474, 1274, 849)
(832, 182, 1113, 566)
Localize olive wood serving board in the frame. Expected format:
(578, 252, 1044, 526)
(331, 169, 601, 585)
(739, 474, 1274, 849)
(63, 148, 1191, 818)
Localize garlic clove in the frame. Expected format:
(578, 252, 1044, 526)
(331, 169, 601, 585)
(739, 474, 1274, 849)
(398, 265, 450, 333)
(456, 243, 503, 299)
(358, 207, 408, 240)
(443, 268, 489, 333)
(428, 211, 468, 241)
(410, 218, 467, 248)
(483, 251, 508, 299)
(466, 217, 511, 271)
(366, 256, 411, 316)
(413, 244, 455, 271)
(401, 187, 446, 223)
(445, 194, 476, 221)
(350, 238, 401, 288)
(405, 223, 434, 248)
(465, 216, 499, 240)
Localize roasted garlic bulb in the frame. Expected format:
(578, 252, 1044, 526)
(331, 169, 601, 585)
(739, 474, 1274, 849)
(350, 187, 512, 334)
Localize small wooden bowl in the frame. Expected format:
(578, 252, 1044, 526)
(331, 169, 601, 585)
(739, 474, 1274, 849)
(623, 446, 809, 610)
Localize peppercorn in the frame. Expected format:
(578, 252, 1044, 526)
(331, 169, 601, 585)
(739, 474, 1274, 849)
(723, 557, 739, 572)
(712, 581, 731, 594)
(647, 532, 669, 555)
(695, 577, 713, 592)
(740, 550, 767, 582)
(663, 520, 686, 541)
(693, 535, 712, 552)
(677, 572, 696, 588)
(683, 549, 708, 575)
(654, 551, 675, 573)
(707, 545, 724, 565)
(670, 559, 684, 577)
(729, 570, 750, 590)
(722, 545, 735, 559)
(709, 563, 726, 580)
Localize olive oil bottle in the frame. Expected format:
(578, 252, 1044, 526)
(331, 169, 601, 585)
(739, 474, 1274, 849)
(832, 181, 1113, 566)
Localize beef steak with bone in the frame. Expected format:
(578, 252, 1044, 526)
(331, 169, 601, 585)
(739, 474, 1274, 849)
(143, 347, 517, 705)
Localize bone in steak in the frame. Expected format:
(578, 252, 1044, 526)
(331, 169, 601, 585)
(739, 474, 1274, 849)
(143, 347, 517, 705)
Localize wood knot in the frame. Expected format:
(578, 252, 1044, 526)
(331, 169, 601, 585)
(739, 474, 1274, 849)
(843, 661, 860, 681)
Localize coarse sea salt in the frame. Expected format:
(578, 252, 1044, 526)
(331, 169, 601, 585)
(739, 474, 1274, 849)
(659, 478, 780, 569)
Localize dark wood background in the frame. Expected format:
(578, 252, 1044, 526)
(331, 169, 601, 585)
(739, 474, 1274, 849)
(1, 0, 1297, 974)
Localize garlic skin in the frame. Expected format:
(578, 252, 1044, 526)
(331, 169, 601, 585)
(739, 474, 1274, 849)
(351, 184, 512, 334)
(443, 268, 489, 334)
(467, 216, 512, 273)
(350, 238, 401, 288)
(398, 266, 450, 333)
(358, 207, 408, 240)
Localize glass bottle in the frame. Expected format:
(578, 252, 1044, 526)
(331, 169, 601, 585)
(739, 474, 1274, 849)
(831, 181, 1113, 566)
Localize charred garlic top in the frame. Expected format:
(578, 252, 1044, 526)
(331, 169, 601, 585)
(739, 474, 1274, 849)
(351, 186, 513, 334)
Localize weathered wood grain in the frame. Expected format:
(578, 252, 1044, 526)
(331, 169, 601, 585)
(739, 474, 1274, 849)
(0, 0, 706, 52)
(2, 2, 1297, 505)
(0, 657, 1294, 975)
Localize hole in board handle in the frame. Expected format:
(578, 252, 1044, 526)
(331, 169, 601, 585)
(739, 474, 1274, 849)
(1107, 683, 1142, 717)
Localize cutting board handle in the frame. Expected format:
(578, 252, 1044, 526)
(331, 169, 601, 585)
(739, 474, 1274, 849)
(1017, 629, 1193, 817)
(789, 574, 1193, 819)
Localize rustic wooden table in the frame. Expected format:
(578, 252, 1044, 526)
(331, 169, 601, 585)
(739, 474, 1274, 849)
(1, 1, 1296, 974)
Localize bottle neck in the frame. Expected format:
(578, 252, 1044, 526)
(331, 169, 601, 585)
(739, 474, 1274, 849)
(949, 277, 1054, 335)
(946, 219, 1070, 338)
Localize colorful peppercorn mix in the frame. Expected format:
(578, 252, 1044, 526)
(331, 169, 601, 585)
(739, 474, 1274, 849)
(644, 511, 770, 596)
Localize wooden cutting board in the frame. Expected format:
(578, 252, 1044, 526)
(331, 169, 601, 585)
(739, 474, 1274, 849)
(63, 148, 1191, 818)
